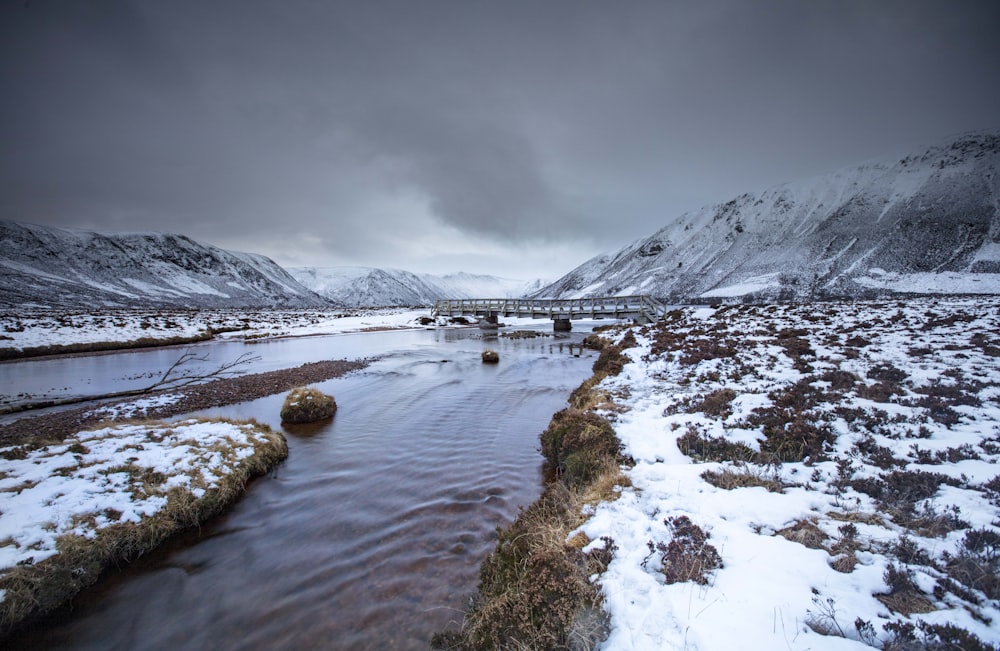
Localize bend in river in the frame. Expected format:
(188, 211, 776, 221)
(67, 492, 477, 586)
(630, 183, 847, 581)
(6, 325, 599, 650)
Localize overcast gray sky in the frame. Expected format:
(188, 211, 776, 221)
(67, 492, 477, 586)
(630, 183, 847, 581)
(2, 1, 998, 279)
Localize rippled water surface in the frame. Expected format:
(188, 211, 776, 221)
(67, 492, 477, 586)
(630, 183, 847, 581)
(8, 326, 598, 649)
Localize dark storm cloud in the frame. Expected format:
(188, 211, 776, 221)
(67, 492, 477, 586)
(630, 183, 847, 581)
(1, 0, 998, 274)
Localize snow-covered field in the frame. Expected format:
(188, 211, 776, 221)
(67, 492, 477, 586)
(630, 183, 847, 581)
(0, 308, 432, 352)
(580, 297, 1000, 650)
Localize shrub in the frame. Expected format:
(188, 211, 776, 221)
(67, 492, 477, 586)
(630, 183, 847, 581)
(943, 528, 1000, 600)
(676, 428, 757, 463)
(883, 621, 999, 651)
(876, 564, 935, 616)
(481, 349, 500, 364)
(658, 516, 722, 585)
(690, 388, 737, 418)
(701, 464, 786, 493)
(279, 387, 337, 423)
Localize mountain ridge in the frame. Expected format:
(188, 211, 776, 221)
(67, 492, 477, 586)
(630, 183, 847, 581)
(0, 221, 326, 309)
(533, 130, 1000, 302)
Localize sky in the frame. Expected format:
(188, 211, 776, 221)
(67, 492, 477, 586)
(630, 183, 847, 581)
(2, 1, 998, 280)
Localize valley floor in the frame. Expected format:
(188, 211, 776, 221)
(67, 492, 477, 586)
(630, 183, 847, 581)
(579, 297, 1000, 650)
(0, 308, 430, 357)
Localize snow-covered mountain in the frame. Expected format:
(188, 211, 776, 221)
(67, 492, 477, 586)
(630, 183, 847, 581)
(0, 221, 326, 308)
(423, 272, 547, 300)
(289, 267, 546, 307)
(287, 266, 445, 307)
(536, 131, 1000, 302)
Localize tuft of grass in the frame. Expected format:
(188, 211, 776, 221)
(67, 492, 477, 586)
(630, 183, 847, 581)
(701, 463, 787, 493)
(676, 428, 757, 463)
(540, 409, 623, 488)
(875, 564, 935, 616)
(280, 387, 337, 423)
(776, 519, 828, 550)
(480, 349, 500, 363)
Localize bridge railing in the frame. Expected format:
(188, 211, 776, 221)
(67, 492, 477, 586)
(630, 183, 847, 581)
(431, 295, 668, 323)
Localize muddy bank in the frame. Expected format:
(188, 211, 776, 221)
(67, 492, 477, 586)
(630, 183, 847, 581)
(0, 358, 368, 448)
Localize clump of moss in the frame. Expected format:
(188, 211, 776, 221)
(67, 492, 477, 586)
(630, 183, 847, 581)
(481, 349, 500, 364)
(280, 387, 337, 423)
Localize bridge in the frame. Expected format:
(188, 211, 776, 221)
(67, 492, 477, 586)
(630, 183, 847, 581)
(431, 295, 668, 331)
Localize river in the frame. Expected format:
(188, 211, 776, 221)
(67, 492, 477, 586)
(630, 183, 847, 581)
(5, 324, 599, 649)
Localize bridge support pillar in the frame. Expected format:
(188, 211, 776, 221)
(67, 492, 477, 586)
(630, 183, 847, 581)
(479, 312, 499, 330)
(553, 316, 572, 332)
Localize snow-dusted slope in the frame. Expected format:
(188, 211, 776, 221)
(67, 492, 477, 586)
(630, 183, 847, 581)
(536, 131, 1000, 302)
(0, 221, 326, 308)
(288, 267, 445, 307)
(290, 267, 546, 306)
(423, 272, 547, 299)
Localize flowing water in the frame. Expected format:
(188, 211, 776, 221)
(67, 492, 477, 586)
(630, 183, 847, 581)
(6, 326, 598, 649)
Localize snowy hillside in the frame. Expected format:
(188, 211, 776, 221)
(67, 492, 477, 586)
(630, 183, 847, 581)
(423, 272, 547, 300)
(0, 221, 326, 309)
(290, 267, 545, 307)
(288, 266, 444, 307)
(536, 131, 1000, 302)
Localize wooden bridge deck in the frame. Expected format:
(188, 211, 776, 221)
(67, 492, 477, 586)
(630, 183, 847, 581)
(431, 295, 668, 325)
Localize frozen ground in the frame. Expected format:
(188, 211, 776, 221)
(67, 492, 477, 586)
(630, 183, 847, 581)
(0, 419, 281, 606)
(0, 308, 571, 353)
(580, 297, 1000, 650)
(0, 308, 431, 351)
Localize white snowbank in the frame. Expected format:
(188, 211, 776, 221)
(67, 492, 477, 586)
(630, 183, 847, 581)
(0, 419, 274, 579)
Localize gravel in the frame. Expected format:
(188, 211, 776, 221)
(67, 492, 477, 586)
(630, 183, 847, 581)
(0, 359, 369, 448)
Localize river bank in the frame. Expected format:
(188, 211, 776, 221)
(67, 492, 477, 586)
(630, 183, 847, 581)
(440, 296, 1000, 650)
(0, 358, 368, 448)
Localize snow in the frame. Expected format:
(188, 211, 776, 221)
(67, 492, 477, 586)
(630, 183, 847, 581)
(0, 419, 273, 581)
(699, 273, 781, 298)
(854, 270, 1000, 294)
(289, 266, 545, 307)
(0, 308, 429, 351)
(0, 220, 325, 309)
(580, 297, 1000, 650)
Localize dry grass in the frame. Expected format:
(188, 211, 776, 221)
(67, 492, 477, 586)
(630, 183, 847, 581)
(480, 349, 500, 363)
(280, 387, 337, 423)
(701, 464, 787, 493)
(0, 419, 286, 634)
(776, 519, 828, 550)
(436, 367, 633, 650)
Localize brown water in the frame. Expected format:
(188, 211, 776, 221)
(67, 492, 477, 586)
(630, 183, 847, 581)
(6, 327, 597, 650)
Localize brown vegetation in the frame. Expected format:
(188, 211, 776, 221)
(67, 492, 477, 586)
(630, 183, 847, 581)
(280, 387, 337, 423)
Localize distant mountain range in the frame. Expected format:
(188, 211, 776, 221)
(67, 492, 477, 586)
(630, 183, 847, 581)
(288, 267, 545, 307)
(0, 221, 326, 309)
(535, 130, 1000, 302)
(4, 131, 998, 309)
(0, 221, 543, 309)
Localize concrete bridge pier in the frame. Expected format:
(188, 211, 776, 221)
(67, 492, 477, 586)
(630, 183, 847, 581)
(479, 311, 499, 330)
(553, 316, 572, 332)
